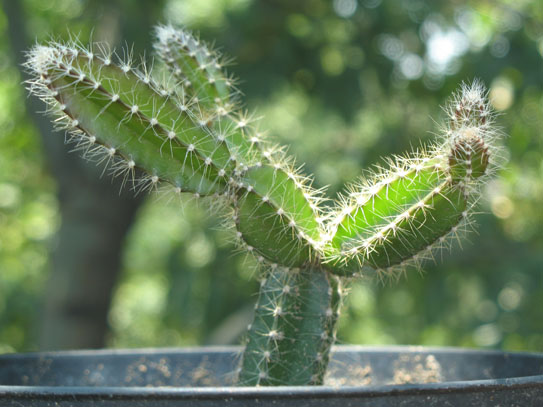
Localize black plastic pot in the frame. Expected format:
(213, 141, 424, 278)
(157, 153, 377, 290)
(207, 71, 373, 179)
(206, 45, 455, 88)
(0, 345, 542, 406)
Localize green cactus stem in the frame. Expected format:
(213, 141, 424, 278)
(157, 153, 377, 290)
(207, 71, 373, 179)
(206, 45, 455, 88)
(238, 265, 342, 386)
(25, 28, 501, 387)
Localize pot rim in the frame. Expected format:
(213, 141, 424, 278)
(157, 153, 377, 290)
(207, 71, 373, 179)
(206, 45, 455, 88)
(1, 345, 542, 398)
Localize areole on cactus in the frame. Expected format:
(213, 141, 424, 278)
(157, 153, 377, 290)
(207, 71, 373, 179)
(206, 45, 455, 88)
(24, 24, 501, 386)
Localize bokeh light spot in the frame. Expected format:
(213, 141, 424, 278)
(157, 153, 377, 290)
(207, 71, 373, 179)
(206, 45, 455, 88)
(399, 53, 424, 80)
(473, 323, 502, 347)
(490, 78, 514, 111)
(320, 46, 345, 76)
(333, 0, 357, 18)
(491, 195, 514, 219)
(498, 283, 524, 311)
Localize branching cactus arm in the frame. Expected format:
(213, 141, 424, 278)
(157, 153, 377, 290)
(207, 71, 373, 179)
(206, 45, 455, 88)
(323, 81, 497, 278)
(25, 27, 501, 387)
(154, 25, 327, 268)
(25, 43, 235, 196)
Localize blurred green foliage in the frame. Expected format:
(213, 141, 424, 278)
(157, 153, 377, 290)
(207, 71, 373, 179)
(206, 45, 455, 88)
(0, 0, 541, 353)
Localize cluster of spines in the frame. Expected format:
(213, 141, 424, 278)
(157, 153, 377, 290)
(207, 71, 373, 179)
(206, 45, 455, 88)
(238, 265, 342, 386)
(154, 24, 236, 110)
(443, 81, 501, 191)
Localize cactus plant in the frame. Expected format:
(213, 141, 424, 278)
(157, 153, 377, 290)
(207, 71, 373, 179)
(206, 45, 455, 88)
(24, 25, 501, 387)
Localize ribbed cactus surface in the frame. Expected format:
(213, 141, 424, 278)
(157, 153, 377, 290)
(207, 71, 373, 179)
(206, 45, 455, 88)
(238, 266, 341, 385)
(25, 26, 501, 386)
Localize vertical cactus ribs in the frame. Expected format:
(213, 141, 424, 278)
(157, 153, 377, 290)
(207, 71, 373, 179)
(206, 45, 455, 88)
(238, 266, 342, 386)
(25, 27, 500, 386)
